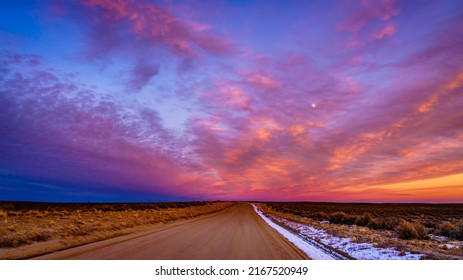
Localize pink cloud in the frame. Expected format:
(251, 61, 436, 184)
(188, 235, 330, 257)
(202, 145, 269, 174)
(344, 38, 365, 48)
(338, 0, 399, 33)
(46, 0, 237, 94)
(238, 71, 280, 90)
(185, 30, 463, 200)
(201, 79, 253, 112)
(371, 23, 396, 39)
(82, 0, 234, 57)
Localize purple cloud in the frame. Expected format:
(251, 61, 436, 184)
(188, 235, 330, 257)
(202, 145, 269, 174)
(127, 60, 159, 92)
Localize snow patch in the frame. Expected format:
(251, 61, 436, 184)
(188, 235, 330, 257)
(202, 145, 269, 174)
(440, 243, 459, 249)
(252, 204, 335, 260)
(429, 234, 449, 242)
(429, 235, 462, 249)
(270, 215, 423, 260)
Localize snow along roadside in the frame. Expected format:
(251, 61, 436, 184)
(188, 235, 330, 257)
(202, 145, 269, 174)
(273, 217, 422, 260)
(252, 204, 335, 260)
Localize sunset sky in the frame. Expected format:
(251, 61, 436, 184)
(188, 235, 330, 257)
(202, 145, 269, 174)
(1, 0, 462, 202)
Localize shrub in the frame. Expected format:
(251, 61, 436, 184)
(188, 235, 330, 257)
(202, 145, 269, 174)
(314, 211, 329, 221)
(0, 209, 7, 218)
(357, 216, 397, 231)
(0, 209, 8, 223)
(0, 235, 29, 248)
(342, 214, 357, 225)
(437, 222, 457, 237)
(458, 223, 463, 241)
(366, 218, 381, 229)
(356, 213, 373, 227)
(413, 222, 428, 240)
(30, 230, 52, 242)
(329, 212, 345, 224)
(367, 217, 395, 230)
(398, 221, 419, 240)
(381, 218, 399, 230)
(329, 211, 357, 225)
(436, 221, 463, 240)
(26, 210, 44, 218)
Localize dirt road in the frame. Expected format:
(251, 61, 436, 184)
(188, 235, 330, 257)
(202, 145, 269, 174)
(33, 203, 308, 260)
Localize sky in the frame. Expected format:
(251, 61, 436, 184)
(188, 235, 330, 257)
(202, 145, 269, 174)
(0, 0, 462, 202)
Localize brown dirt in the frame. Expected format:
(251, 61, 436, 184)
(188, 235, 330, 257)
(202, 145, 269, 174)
(32, 203, 309, 260)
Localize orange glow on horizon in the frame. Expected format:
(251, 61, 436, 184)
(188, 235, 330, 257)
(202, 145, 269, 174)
(327, 173, 463, 202)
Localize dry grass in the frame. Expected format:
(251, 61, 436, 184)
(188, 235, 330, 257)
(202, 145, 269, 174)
(436, 221, 463, 240)
(258, 202, 463, 260)
(265, 202, 463, 238)
(398, 221, 419, 240)
(0, 209, 8, 225)
(0, 201, 235, 259)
